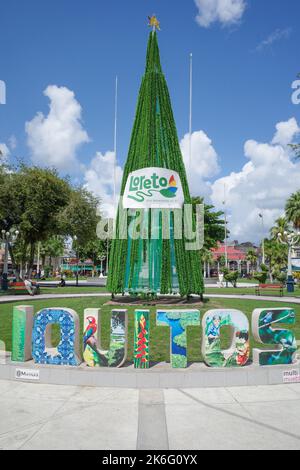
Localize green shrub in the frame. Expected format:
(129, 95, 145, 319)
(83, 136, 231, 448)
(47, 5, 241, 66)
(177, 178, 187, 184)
(273, 271, 287, 284)
(224, 271, 239, 288)
(253, 271, 268, 284)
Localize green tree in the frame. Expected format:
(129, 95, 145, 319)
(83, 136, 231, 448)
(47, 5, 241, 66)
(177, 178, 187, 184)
(75, 237, 109, 274)
(40, 236, 65, 271)
(217, 255, 226, 269)
(222, 268, 239, 288)
(286, 191, 300, 229)
(58, 188, 100, 246)
(270, 217, 289, 240)
(192, 197, 226, 250)
(264, 238, 288, 282)
(0, 164, 71, 276)
(201, 248, 214, 278)
(246, 249, 257, 275)
(253, 264, 269, 284)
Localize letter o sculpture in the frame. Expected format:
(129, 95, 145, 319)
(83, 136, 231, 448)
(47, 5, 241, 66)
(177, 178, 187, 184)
(32, 308, 81, 366)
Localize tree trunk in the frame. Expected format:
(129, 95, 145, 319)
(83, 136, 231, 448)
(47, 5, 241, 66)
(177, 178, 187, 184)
(27, 242, 35, 278)
(20, 241, 28, 279)
(8, 243, 21, 280)
(41, 255, 46, 269)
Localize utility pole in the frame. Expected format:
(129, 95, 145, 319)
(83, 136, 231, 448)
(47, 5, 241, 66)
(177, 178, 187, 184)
(259, 213, 265, 265)
(73, 236, 79, 287)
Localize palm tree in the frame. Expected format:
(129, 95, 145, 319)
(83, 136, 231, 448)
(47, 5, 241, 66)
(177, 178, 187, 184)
(286, 192, 300, 229)
(201, 249, 213, 278)
(270, 217, 289, 240)
(264, 238, 288, 283)
(246, 249, 257, 276)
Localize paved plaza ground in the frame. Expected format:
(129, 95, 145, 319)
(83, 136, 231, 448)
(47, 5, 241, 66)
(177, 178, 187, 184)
(1, 379, 300, 450)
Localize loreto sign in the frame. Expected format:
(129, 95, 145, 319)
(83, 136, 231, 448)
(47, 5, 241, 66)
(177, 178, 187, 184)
(3, 305, 298, 371)
(123, 167, 184, 209)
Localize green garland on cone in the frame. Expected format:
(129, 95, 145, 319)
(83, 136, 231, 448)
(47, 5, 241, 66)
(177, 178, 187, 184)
(107, 31, 204, 297)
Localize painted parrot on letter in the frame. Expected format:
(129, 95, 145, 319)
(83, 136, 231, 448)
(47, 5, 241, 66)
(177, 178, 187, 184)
(83, 316, 97, 347)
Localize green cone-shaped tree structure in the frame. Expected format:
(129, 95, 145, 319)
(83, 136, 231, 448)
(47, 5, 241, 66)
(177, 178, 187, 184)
(107, 31, 204, 297)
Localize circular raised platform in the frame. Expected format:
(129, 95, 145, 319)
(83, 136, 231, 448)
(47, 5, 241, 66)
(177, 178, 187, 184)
(0, 355, 299, 389)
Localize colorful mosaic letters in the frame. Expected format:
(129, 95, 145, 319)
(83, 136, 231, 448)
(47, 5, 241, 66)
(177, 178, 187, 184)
(32, 308, 81, 366)
(252, 308, 297, 366)
(202, 309, 250, 368)
(83, 309, 128, 368)
(156, 310, 200, 368)
(2, 304, 299, 370)
(11, 306, 34, 362)
(134, 310, 150, 369)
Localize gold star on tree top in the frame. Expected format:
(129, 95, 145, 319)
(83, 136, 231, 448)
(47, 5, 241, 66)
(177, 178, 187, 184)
(148, 15, 161, 31)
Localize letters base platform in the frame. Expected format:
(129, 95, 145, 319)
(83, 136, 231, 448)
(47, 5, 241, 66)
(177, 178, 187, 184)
(1, 358, 299, 389)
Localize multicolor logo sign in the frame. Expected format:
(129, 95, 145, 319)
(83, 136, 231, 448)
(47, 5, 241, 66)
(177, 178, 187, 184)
(123, 167, 184, 209)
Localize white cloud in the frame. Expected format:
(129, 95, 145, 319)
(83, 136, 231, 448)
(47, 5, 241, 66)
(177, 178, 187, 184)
(272, 117, 300, 146)
(211, 118, 300, 242)
(83, 150, 123, 218)
(195, 0, 246, 28)
(0, 143, 10, 162)
(256, 28, 292, 52)
(180, 130, 220, 197)
(8, 135, 17, 150)
(26, 85, 89, 171)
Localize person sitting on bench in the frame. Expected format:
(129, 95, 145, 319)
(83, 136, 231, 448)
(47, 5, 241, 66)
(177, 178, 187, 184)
(24, 276, 39, 296)
(59, 273, 66, 287)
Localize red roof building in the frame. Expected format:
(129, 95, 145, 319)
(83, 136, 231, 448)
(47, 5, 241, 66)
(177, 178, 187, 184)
(211, 243, 247, 262)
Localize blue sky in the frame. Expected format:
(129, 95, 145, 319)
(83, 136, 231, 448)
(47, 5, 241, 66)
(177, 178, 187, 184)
(0, 0, 300, 241)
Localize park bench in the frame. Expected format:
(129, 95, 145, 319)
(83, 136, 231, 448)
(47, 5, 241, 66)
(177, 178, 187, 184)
(8, 281, 40, 296)
(255, 284, 284, 297)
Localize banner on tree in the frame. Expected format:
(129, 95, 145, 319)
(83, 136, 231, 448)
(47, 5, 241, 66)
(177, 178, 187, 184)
(123, 167, 184, 209)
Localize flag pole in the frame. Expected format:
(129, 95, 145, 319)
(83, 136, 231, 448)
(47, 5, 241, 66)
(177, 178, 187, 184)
(223, 184, 228, 269)
(189, 53, 193, 179)
(113, 75, 118, 214)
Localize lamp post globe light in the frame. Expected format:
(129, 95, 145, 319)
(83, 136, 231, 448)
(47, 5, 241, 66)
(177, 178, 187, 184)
(278, 229, 300, 293)
(1, 229, 19, 291)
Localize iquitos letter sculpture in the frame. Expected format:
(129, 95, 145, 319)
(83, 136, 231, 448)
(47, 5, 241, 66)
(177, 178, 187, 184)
(7, 305, 298, 370)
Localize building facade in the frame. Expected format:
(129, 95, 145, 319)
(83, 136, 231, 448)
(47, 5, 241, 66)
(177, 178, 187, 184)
(207, 241, 260, 278)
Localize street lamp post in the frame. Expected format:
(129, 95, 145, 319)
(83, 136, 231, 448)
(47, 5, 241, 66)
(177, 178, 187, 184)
(99, 255, 106, 278)
(1, 229, 19, 291)
(73, 235, 79, 287)
(278, 230, 300, 293)
(259, 213, 265, 265)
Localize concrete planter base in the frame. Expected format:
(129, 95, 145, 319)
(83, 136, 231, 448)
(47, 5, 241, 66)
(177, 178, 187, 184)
(0, 355, 299, 389)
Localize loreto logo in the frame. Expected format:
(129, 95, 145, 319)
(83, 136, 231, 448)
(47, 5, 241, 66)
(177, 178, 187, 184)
(0, 80, 6, 104)
(123, 167, 184, 209)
